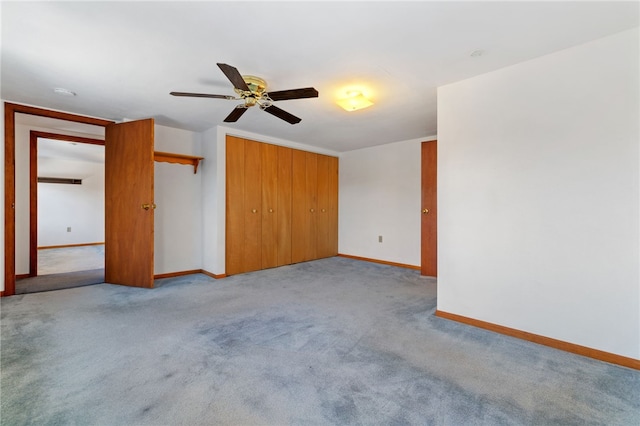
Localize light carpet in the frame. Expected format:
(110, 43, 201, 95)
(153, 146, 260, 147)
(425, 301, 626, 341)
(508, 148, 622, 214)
(16, 269, 105, 294)
(1, 257, 638, 425)
(38, 244, 104, 275)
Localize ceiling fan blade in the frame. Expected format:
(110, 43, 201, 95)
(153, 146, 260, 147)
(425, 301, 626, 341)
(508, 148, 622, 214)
(170, 91, 234, 100)
(263, 105, 302, 124)
(223, 105, 248, 123)
(267, 87, 319, 101)
(217, 63, 250, 92)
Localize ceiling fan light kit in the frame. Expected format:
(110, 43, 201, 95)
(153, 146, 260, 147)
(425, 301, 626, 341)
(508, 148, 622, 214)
(170, 63, 318, 124)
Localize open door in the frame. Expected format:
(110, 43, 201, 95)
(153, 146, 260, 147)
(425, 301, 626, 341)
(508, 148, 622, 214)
(105, 119, 155, 288)
(421, 140, 437, 276)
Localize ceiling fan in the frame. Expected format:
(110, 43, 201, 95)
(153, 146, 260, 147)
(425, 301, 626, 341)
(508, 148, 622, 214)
(170, 63, 319, 125)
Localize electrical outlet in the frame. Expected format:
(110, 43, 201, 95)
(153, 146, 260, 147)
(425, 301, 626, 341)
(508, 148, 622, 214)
(378, 235, 383, 243)
(67, 227, 71, 232)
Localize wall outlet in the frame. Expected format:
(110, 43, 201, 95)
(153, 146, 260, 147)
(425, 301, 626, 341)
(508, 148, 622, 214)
(67, 227, 71, 232)
(378, 235, 383, 243)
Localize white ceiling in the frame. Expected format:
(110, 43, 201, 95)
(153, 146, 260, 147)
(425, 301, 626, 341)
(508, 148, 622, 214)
(2, 1, 638, 152)
(38, 137, 105, 179)
(38, 138, 105, 165)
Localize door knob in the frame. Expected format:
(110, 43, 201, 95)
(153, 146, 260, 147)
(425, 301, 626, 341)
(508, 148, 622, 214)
(269, 209, 274, 213)
(252, 209, 257, 213)
(142, 204, 151, 210)
(422, 209, 429, 214)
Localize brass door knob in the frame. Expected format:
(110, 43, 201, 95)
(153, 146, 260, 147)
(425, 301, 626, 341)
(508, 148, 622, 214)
(252, 209, 258, 213)
(142, 203, 151, 210)
(422, 209, 429, 214)
(269, 209, 274, 213)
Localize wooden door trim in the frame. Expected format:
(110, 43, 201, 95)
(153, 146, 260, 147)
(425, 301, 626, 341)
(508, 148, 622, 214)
(3, 102, 112, 297)
(29, 131, 105, 277)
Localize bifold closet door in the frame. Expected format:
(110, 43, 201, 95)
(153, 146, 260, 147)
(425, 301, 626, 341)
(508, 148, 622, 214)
(317, 154, 339, 258)
(276, 146, 292, 266)
(292, 150, 318, 263)
(226, 136, 262, 275)
(261, 144, 292, 269)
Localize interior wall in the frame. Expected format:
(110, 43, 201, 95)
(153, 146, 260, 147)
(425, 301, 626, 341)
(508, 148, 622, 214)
(201, 125, 339, 275)
(437, 28, 639, 359)
(339, 137, 434, 266)
(38, 158, 105, 246)
(200, 126, 220, 275)
(153, 124, 203, 275)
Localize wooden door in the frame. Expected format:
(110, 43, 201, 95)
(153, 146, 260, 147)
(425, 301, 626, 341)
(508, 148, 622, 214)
(243, 140, 262, 273)
(226, 136, 245, 275)
(261, 143, 278, 269)
(226, 137, 262, 275)
(305, 152, 318, 261)
(326, 156, 339, 256)
(317, 155, 334, 258)
(292, 150, 318, 263)
(421, 140, 437, 276)
(291, 149, 306, 263)
(105, 119, 155, 288)
(276, 146, 292, 266)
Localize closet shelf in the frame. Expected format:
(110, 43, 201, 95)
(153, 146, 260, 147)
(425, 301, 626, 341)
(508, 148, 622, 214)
(154, 151, 204, 174)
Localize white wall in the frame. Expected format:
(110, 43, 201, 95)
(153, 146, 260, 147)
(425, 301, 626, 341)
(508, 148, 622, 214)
(153, 124, 203, 275)
(38, 158, 105, 246)
(201, 125, 339, 275)
(339, 138, 434, 266)
(437, 28, 639, 359)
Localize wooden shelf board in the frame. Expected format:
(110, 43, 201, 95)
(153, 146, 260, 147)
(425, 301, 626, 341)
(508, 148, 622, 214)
(154, 151, 204, 174)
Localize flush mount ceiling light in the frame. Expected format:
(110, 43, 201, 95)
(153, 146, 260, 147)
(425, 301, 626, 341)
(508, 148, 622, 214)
(336, 90, 373, 112)
(53, 87, 76, 96)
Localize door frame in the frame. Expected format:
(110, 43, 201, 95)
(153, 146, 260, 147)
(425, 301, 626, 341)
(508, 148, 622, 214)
(3, 102, 113, 296)
(29, 131, 105, 277)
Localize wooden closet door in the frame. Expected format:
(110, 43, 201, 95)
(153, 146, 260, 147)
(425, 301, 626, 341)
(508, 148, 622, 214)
(261, 143, 278, 269)
(292, 149, 306, 263)
(292, 150, 318, 263)
(276, 146, 292, 266)
(226, 137, 262, 275)
(226, 136, 245, 275)
(305, 152, 319, 261)
(327, 156, 339, 255)
(243, 139, 262, 273)
(317, 155, 339, 258)
(316, 154, 331, 258)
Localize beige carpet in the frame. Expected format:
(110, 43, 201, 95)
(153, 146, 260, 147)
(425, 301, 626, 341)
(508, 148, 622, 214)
(38, 244, 104, 275)
(16, 245, 106, 294)
(2, 257, 639, 424)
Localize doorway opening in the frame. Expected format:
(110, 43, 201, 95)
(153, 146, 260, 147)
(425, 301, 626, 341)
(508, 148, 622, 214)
(4, 105, 112, 296)
(17, 130, 106, 294)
